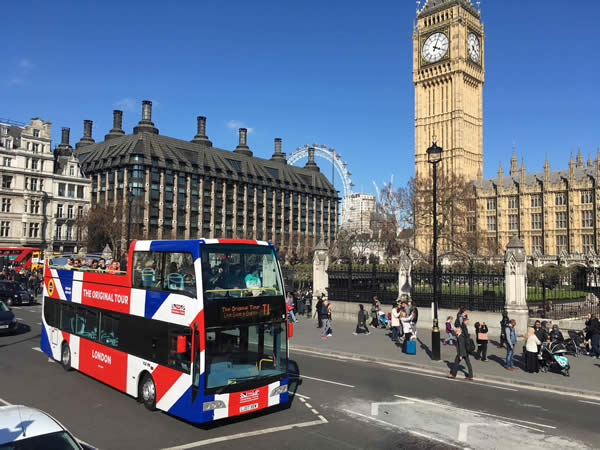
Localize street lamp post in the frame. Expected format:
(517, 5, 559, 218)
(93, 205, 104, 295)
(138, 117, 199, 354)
(126, 187, 134, 252)
(427, 140, 443, 361)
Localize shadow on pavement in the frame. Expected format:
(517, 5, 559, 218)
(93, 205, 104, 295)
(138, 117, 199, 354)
(0, 330, 39, 349)
(417, 337, 432, 359)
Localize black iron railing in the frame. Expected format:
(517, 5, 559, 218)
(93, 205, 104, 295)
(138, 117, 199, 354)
(327, 263, 398, 304)
(411, 267, 506, 312)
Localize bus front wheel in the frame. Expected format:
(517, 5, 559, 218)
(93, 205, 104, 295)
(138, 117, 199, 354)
(61, 343, 71, 371)
(140, 374, 157, 411)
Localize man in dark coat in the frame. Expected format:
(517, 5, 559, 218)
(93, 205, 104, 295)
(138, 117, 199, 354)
(447, 327, 473, 380)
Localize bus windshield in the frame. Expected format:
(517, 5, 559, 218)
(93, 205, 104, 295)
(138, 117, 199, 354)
(204, 322, 287, 394)
(201, 244, 283, 299)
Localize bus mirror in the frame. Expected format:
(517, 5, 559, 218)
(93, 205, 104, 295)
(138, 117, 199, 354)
(287, 322, 293, 339)
(177, 335, 186, 353)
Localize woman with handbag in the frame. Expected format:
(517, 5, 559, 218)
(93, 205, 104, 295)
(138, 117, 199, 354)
(474, 321, 489, 361)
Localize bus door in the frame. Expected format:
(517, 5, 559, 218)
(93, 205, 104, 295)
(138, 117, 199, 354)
(192, 325, 201, 402)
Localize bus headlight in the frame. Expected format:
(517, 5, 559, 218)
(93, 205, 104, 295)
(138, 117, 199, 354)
(270, 384, 288, 397)
(202, 400, 226, 411)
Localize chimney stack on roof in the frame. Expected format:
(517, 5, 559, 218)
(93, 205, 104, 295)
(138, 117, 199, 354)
(61, 127, 70, 146)
(191, 116, 212, 146)
(133, 100, 159, 135)
(76, 120, 95, 149)
(233, 128, 252, 157)
(56, 127, 73, 154)
(304, 146, 320, 172)
(105, 110, 126, 140)
(270, 138, 287, 164)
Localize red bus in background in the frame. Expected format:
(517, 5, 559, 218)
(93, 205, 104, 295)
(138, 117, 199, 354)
(0, 248, 42, 271)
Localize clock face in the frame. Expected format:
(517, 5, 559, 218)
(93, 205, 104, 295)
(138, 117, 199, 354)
(422, 32, 449, 63)
(467, 32, 481, 63)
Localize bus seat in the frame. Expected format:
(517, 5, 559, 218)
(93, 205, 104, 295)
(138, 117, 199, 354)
(76, 316, 85, 335)
(141, 268, 155, 288)
(167, 273, 184, 291)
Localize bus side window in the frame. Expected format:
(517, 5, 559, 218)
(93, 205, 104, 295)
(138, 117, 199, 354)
(168, 328, 191, 374)
(44, 297, 59, 328)
(100, 313, 119, 348)
(61, 304, 76, 334)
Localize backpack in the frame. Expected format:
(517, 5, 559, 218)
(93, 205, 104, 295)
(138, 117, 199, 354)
(362, 310, 369, 322)
(454, 317, 461, 329)
(467, 337, 476, 353)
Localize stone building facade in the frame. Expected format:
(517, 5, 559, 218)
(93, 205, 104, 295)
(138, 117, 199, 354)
(476, 150, 600, 257)
(0, 119, 91, 252)
(74, 101, 338, 255)
(341, 193, 376, 234)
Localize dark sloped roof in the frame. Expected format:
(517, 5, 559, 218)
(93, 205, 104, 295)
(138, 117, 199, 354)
(418, 0, 479, 18)
(480, 167, 597, 191)
(75, 131, 337, 197)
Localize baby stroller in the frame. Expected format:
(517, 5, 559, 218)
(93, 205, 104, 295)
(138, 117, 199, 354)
(539, 341, 570, 377)
(564, 330, 587, 357)
(377, 311, 391, 329)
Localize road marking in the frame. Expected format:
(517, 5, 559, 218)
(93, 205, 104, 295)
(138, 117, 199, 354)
(32, 347, 42, 353)
(292, 347, 600, 402)
(579, 400, 600, 406)
(295, 375, 355, 388)
(305, 403, 312, 408)
(388, 366, 518, 392)
(0, 398, 11, 406)
(37, 322, 42, 325)
(163, 419, 327, 449)
(16, 318, 24, 321)
(371, 401, 415, 416)
(394, 395, 555, 430)
(342, 409, 461, 449)
(458, 423, 490, 442)
(291, 392, 311, 400)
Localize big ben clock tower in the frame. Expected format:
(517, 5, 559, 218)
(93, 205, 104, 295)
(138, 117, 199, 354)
(413, 0, 484, 182)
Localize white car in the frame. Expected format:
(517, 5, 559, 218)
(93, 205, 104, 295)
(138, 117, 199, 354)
(0, 405, 93, 449)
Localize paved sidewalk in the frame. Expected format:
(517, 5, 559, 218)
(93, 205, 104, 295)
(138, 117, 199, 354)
(289, 315, 600, 397)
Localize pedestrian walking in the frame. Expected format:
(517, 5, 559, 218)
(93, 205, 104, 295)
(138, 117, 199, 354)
(286, 292, 297, 323)
(391, 303, 402, 342)
(326, 301, 333, 337)
(320, 299, 331, 339)
(447, 327, 473, 380)
(444, 316, 454, 345)
(400, 311, 413, 353)
(475, 321, 489, 361)
(455, 306, 466, 329)
(499, 311, 510, 347)
(586, 313, 600, 358)
(505, 319, 519, 370)
(409, 302, 419, 337)
(315, 295, 324, 329)
(353, 304, 370, 335)
(524, 327, 541, 373)
(370, 297, 380, 328)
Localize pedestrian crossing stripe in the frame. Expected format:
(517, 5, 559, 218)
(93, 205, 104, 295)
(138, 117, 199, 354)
(48, 279, 54, 296)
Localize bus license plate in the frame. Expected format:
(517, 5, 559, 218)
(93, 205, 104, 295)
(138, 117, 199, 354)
(240, 403, 258, 413)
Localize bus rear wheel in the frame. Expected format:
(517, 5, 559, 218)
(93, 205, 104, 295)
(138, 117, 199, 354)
(61, 343, 71, 371)
(140, 374, 157, 411)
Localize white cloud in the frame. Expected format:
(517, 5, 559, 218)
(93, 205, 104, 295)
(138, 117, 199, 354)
(114, 97, 137, 112)
(18, 58, 33, 70)
(226, 120, 254, 133)
(7, 78, 25, 86)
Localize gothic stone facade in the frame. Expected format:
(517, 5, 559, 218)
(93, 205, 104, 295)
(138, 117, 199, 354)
(476, 151, 600, 257)
(74, 101, 338, 255)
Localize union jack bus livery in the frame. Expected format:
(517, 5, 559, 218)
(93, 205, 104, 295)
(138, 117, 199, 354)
(41, 239, 290, 423)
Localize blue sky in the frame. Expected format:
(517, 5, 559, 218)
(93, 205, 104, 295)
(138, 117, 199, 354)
(3, 0, 599, 197)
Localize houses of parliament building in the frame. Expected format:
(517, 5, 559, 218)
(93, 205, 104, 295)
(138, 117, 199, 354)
(413, 0, 598, 257)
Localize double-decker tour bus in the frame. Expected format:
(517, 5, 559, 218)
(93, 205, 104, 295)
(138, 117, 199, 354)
(41, 239, 290, 423)
(0, 247, 42, 270)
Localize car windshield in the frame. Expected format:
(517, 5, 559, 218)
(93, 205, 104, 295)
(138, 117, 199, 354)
(204, 322, 287, 393)
(201, 244, 283, 299)
(0, 301, 9, 312)
(0, 431, 81, 450)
